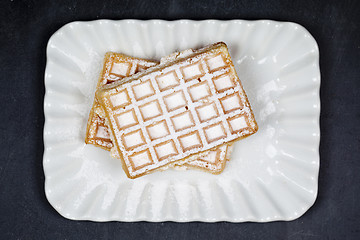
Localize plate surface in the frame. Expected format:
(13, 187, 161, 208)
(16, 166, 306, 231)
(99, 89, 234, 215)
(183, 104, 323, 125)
(43, 19, 320, 222)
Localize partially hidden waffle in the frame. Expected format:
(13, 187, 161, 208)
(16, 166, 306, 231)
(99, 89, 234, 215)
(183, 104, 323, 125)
(85, 53, 158, 150)
(96, 42, 258, 179)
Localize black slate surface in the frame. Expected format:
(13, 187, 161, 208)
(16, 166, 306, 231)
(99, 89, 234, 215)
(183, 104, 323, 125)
(0, 0, 359, 239)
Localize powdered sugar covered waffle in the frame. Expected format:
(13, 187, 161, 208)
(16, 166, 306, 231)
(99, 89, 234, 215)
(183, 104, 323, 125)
(88, 50, 234, 174)
(97, 42, 258, 178)
(85, 53, 158, 150)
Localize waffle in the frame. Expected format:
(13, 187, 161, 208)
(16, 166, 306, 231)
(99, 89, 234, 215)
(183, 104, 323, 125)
(87, 50, 234, 175)
(97, 42, 258, 178)
(85, 53, 158, 150)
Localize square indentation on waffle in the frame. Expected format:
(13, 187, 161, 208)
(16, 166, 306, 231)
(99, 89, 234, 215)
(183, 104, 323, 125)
(114, 109, 138, 129)
(95, 125, 111, 141)
(108, 89, 131, 110)
(154, 140, 178, 161)
(146, 120, 170, 140)
(163, 90, 187, 112)
(227, 114, 250, 134)
(178, 131, 203, 152)
(220, 93, 243, 113)
(205, 54, 227, 72)
(188, 81, 211, 102)
(110, 61, 132, 77)
(212, 73, 235, 93)
(195, 102, 219, 122)
(155, 70, 180, 91)
(204, 122, 227, 143)
(139, 100, 163, 121)
(122, 129, 146, 150)
(180, 61, 205, 82)
(201, 148, 221, 164)
(136, 64, 149, 72)
(132, 79, 155, 100)
(129, 149, 153, 170)
(171, 111, 195, 132)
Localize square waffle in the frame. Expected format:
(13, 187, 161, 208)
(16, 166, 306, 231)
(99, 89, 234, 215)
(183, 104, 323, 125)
(86, 51, 233, 174)
(97, 42, 258, 178)
(87, 51, 234, 174)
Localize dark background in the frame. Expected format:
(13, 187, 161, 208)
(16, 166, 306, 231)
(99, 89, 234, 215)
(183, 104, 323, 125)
(0, 0, 359, 239)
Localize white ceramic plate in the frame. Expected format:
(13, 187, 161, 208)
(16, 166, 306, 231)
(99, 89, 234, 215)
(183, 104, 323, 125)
(43, 20, 320, 222)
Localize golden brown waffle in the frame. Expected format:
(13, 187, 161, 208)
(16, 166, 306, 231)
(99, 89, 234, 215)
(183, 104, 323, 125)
(88, 51, 234, 174)
(96, 42, 258, 178)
